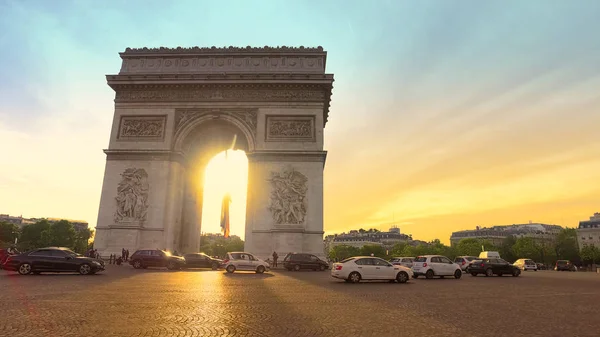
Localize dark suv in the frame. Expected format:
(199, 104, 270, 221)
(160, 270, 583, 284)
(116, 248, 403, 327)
(129, 249, 185, 270)
(283, 253, 329, 271)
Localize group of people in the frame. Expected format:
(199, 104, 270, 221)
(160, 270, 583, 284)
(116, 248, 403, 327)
(86, 248, 100, 259)
(108, 248, 130, 266)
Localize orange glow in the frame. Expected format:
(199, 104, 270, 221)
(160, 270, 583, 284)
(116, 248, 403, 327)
(200, 150, 248, 239)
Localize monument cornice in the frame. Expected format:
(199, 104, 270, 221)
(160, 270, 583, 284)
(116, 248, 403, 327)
(108, 81, 334, 124)
(247, 150, 327, 166)
(104, 149, 187, 164)
(117, 46, 327, 75)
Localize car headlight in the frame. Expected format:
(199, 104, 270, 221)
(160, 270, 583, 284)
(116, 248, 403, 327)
(92, 261, 101, 266)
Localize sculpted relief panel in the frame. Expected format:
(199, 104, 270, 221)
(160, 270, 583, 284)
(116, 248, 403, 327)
(266, 116, 315, 141)
(114, 168, 149, 224)
(118, 116, 166, 140)
(267, 166, 308, 225)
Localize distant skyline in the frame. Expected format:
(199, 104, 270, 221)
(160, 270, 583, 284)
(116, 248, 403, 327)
(1, 0, 600, 244)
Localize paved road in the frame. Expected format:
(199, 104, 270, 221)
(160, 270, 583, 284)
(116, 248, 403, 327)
(1, 266, 599, 337)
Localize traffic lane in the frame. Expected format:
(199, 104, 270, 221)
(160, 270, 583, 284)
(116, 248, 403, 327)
(284, 269, 600, 337)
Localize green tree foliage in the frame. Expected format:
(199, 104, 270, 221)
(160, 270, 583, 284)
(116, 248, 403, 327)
(47, 220, 76, 248)
(198, 235, 244, 258)
(554, 228, 580, 263)
(580, 244, 600, 264)
(328, 245, 360, 261)
(512, 237, 541, 260)
(359, 244, 386, 258)
(0, 221, 20, 244)
(499, 236, 517, 263)
(19, 220, 52, 250)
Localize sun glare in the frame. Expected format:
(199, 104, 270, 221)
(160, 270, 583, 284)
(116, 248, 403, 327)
(200, 150, 248, 239)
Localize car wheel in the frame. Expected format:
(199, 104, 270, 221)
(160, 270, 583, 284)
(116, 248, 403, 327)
(166, 261, 177, 270)
(512, 269, 520, 277)
(485, 268, 493, 277)
(425, 269, 434, 279)
(293, 264, 301, 271)
(396, 271, 409, 283)
(256, 265, 265, 274)
(133, 260, 142, 269)
(226, 265, 236, 273)
(454, 270, 462, 279)
(211, 263, 219, 270)
(348, 272, 361, 283)
(320, 264, 326, 271)
(18, 263, 32, 275)
(79, 263, 92, 275)
(471, 272, 478, 277)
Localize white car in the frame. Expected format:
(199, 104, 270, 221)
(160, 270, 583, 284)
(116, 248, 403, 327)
(331, 256, 413, 283)
(514, 258, 538, 271)
(222, 252, 270, 274)
(389, 257, 415, 268)
(411, 255, 462, 279)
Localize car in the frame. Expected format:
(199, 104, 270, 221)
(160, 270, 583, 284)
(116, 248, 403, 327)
(222, 252, 270, 274)
(2, 247, 105, 275)
(411, 255, 462, 279)
(129, 249, 185, 270)
(554, 260, 576, 271)
(183, 253, 222, 270)
(389, 257, 415, 268)
(536, 263, 547, 270)
(479, 251, 501, 259)
(467, 258, 521, 277)
(330, 256, 412, 283)
(283, 252, 329, 271)
(454, 256, 479, 271)
(513, 258, 538, 271)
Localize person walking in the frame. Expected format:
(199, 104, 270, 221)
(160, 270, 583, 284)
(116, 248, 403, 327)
(272, 251, 279, 268)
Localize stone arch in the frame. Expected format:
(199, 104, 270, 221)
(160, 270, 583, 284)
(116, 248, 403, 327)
(173, 110, 257, 155)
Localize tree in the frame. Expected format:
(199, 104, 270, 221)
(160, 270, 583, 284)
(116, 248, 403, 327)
(19, 220, 51, 250)
(390, 242, 408, 257)
(499, 236, 517, 263)
(554, 228, 580, 263)
(74, 228, 94, 254)
(328, 245, 360, 261)
(0, 221, 19, 244)
(47, 220, 77, 248)
(512, 237, 541, 261)
(580, 244, 600, 264)
(456, 238, 484, 257)
(198, 235, 244, 258)
(360, 244, 386, 258)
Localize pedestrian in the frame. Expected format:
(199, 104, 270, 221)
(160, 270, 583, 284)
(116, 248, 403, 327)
(272, 251, 279, 268)
(370, 253, 374, 257)
(116, 256, 122, 266)
(109, 254, 113, 265)
(122, 248, 125, 260)
(125, 249, 129, 261)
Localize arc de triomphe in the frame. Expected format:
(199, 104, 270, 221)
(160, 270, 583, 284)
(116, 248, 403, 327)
(94, 46, 334, 259)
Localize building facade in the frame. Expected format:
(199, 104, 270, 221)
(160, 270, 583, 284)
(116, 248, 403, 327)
(325, 227, 412, 251)
(577, 212, 600, 249)
(450, 223, 563, 246)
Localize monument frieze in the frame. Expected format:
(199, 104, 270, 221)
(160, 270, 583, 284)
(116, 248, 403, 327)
(118, 115, 166, 140)
(266, 115, 315, 142)
(267, 166, 308, 225)
(174, 109, 258, 136)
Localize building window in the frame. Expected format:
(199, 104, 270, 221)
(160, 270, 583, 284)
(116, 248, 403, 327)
(582, 237, 586, 240)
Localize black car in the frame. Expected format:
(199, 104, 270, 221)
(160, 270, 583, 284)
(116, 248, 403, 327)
(129, 249, 185, 270)
(283, 253, 329, 271)
(2, 247, 105, 275)
(466, 258, 521, 277)
(183, 253, 222, 270)
(554, 260, 576, 271)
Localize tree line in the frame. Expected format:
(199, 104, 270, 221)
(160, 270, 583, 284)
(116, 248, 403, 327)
(0, 220, 93, 254)
(328, 228, 591, 266)
(198, 235, 244, 258)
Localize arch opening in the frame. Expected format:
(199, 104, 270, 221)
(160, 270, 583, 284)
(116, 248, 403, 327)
(176, 118, 253, 253)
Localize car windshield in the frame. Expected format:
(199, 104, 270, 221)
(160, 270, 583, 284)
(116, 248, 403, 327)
(414, 256, 427, 262)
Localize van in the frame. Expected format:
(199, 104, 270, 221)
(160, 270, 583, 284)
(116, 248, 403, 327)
(479, 251, 501, 259)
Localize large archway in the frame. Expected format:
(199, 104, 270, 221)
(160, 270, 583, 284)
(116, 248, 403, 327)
(94, 46, 334, 260)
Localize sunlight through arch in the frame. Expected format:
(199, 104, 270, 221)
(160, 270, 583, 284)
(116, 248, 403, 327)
(200, 149, 248, 239)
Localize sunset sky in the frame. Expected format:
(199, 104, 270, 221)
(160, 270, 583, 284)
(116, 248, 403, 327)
(1, 0, 600, 243)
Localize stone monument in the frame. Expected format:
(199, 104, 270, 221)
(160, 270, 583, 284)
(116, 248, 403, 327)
(93, 46, 334, 259)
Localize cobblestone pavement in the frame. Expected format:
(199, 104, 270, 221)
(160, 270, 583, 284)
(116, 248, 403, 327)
(1, 266, 600, 337)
